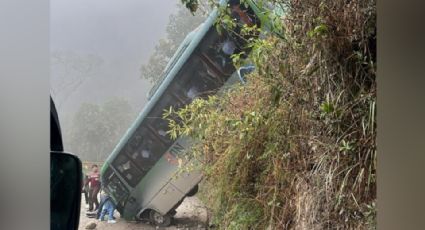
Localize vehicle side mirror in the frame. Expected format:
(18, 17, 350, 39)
(237, 65, 255, 83)
(51, 151, 82, 230)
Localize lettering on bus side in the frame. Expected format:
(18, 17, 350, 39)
(164, 142, 185, 165)
(169, 142, 185, 156)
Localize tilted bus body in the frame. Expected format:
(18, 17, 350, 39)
(100, 0, 266, 226)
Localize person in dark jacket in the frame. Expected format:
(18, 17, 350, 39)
(82, 173, 89, 206)
(87, 164, 101, 212)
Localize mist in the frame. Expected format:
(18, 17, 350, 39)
(50, 0, 184, 157)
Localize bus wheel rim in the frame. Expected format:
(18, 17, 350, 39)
(153, 212, 164, 224)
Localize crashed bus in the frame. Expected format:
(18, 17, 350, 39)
(100, 0, 271, 226)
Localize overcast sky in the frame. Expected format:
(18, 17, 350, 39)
(50, 0, 181, 129)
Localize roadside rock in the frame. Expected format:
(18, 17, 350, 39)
(85, 222, 96, 229)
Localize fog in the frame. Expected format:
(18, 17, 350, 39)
(50, 0, 183, 155)
(51, 0, 180, 122)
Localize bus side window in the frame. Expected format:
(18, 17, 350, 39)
(130, 130, 168, 173)
(102, 166, 114, 183)
(197, 29, 237, 76)
(107, 173, 129, 207)
(143, 131, 168, 160)
(153, 119, 171, 139)
(147, 93, 175, 146)
(173, 57, 224, 104)
(131, 135, 156, 171)
(123, 130, 142, 159)
(112, 153, 143, 187)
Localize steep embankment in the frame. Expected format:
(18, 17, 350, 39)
(170, 0, 376, 229)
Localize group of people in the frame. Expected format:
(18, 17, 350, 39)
(83, 164, 117, 224)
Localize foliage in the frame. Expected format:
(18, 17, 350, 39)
(66, 97, 135, 162)
(167, 0, 376, 229)
(181, 0, 200, 13)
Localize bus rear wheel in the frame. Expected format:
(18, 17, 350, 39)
(186, 184, 199, 197)
(149, 210, 172, 227)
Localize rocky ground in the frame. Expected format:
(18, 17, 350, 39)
(79, 196, 209, 230)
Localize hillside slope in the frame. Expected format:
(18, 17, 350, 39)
(170, 0, 376, 229)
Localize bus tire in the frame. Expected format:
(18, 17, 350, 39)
(186, 184, 199, 197)
(149, 210, 172, 227)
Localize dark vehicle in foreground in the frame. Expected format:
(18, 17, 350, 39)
(51, 97, 82, 230)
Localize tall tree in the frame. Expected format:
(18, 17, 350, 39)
(140, 3, 208, 84)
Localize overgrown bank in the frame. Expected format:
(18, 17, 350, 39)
(170, 0, 376, 229)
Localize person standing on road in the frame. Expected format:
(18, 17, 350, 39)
(87, 164, 101, 212)
(82, 173, 89, 207)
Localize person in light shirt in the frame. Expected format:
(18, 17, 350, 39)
(98, 190, 116, 224)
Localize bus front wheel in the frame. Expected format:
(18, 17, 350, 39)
(149, 210, 172, 227)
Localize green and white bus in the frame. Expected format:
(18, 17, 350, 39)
(100, 0, 271, 226)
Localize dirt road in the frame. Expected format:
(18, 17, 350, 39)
(79, 195, 208, 230)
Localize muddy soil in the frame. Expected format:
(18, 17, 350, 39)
(78, 195, 208, 230)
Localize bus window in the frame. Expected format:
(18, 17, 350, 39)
(168, 90, 186, 109)
(146, 93, 175, 145)
(171, 57, 225, 103)
(130, 137, 156, 171)
(125, 130, 142, 157)
(197, 30, 238, 76)
(112, 154, 143, 187)
(102, 166, 114, 183)
(191, 60, 224, 97)
(221, 39, 236, 56)
(199, 61, 226, 86)
(150, 118, 171, 141)
(106, 173, 129, 208)
(129, 129, 168, 173)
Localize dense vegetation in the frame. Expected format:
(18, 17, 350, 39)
(168, 0, 376, 229)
